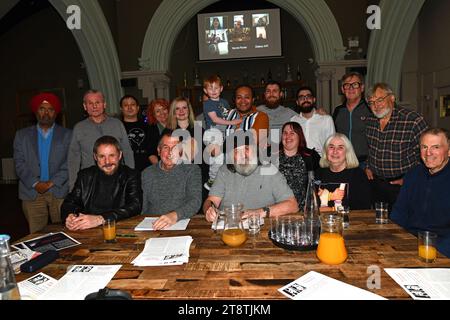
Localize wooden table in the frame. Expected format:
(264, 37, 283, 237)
(15, 211, 450, 300)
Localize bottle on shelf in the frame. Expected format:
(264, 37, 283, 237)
(183, 72, 187, 88)
(296, 65, 302, 81)
(285, 64, 293, 82)
(267, 68, 272, 81)
(0, 234, 21, 300)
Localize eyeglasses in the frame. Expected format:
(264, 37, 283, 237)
(342, 82, 362, 90)
(297, 94, 313, 101)
(368, 94, 392, 107)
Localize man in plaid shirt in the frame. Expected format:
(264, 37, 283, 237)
(365, 83, 428, 208)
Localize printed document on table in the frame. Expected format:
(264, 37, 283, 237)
(278, 271, 386, 300)
(39, 265, 122, 300)
(385, 268, 450, 300)
(212, 217, 264, 230)
(132, 236, 193, 266)
(18, 272, 58, 300)
(135, 217, 190, 231)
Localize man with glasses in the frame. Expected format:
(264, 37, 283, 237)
(68, 90, 134, 189)
(290, 86, 335, 156)
(365, 83, 428, 207)
(333, 72, 372, 165)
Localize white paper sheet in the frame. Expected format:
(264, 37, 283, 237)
(278, 271, 386, 300)
(39, 265, 122, 300)
(134, 217, 190, 231)
(212, 217, 265, 230)
(132, 236, 193, 266)
(384, 268, 450, 300)
(18, 272, 58, 300)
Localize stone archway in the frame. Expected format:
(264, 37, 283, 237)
(137, 0, 345, 106)
(366, 0, 426, 95)
(140, 0, 344, 71)
(49, 0, 123, 114)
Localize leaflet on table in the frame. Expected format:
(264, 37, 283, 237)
(135, 217, 190, 231)
(10, 247, 41, 273)
(39, 265, 122, 300)
(212, 217, 265, 230)
(278, 271, 386, 300)
(384, 268, 450, 300)
(132, 236, 193, 266)
(18, 272, 58, 300)
(13, 232, 81, 253)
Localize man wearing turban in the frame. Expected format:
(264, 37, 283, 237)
(13, 92, 72, 233)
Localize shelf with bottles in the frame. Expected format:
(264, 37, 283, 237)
(176, 79, 304, 115)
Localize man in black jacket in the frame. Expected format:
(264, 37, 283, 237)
(61, 136, 142, 230)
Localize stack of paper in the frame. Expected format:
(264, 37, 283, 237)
(278, 271, 386, 300)
(132, 236, 193, 266)
(17, 265, 122, 300)
(134, 217, 190, 231)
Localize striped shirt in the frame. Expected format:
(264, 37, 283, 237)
(366, 105, 428, 179)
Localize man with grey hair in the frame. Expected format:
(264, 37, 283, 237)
(68, 90, 134, 189)
(203, 132, 298, 222)
(141, 130, 202, 230)
(365, 83, 428, 208)
(391, 128, 450, 258)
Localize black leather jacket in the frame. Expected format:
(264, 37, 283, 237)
(61, 165, 142, 223)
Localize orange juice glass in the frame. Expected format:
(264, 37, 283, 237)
(418, 231, 437, 263)
(103, 218, 116, 243)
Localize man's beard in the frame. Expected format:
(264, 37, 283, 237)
(100, 163, 119, 175)
(234, 162, 258, 176)
(373, 108, 390, 119)
(265, 97, 281, 109)
(299, 102, 315, 114)
(38, 115, 55, 127)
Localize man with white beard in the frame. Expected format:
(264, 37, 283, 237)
(365, 83, 428, 208)
(203, 133, 298, 222)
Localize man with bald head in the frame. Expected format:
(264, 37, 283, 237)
(68, 89, 134, 189)
(14, 92, 72, 233)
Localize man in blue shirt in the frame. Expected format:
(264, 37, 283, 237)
(391, 128, 450, 257)
(14, 93, 72, 233)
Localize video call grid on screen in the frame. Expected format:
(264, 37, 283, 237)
(197, 8, 282, 61)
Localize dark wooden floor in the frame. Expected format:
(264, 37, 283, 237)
(0, 183, 29, 242)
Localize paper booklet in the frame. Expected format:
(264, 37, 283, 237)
(39, 265, 122, 300)
(135, 217, 190, 231)
(12, 232, 81, 253)
(132, 236, 193, 266)
(385, 268, 450, 300)
(278, 271, 386, 300)
(18, 272, 58, 300)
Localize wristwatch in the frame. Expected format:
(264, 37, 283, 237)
(262, 206, 270, 218)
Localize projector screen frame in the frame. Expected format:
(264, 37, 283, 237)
(197, 8, 283, 61)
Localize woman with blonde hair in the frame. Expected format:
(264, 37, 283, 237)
(316, 133, 371, 210)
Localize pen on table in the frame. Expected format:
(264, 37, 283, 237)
(116, 234, 137, 238)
